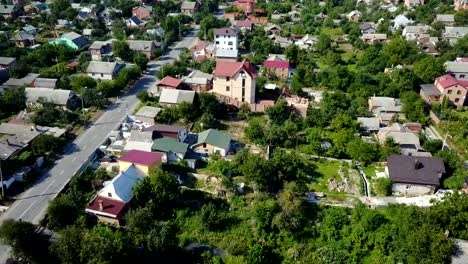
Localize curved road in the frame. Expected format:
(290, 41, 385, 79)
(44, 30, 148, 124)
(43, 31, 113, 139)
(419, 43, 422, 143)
(0, 30, 198, 262)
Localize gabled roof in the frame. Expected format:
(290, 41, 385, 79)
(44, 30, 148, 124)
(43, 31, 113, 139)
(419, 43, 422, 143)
(86, 195, 127, 218)
(236, 20, 253, 27)
(25, 88, 73, 106)
(127, 16, 144, 25)
(89, 40, 112, 50)
(159, 89, 195, 104)
(445, 61, 468, 74)
(195, 129, 231, 150)
(152, 137, 188, 155)
(0, 5, 15, 14)
(213, 60, 256, 78)
(387, 155, 445, 186)
(126, 40, 156, 52)
(118, 149, 164, 166)
(143, 124, 186, 133)
(214, 28, 238, 36)
(157, 76, 182, 88)
(435, 14, 455, 23)
(435, 74, 468, 89)
(97, 164, 145, 203)
(62, 32, 88, 48)
(135, 106, 162, 118)
(86, 61, 120, 74)
(181, 1, 197, 10)
(0, 57, 16, 65)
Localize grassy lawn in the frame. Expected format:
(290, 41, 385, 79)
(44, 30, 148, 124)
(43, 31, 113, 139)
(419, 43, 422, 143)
(363, 164, 385, 181)
(308, 160, 341, 193)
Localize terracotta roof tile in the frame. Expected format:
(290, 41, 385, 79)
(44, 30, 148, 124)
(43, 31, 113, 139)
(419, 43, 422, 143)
(435, 74, 468, 89)
(86, 196, 127, 218)
(157, 76, 182, 88)
(213, 60, 256, 78)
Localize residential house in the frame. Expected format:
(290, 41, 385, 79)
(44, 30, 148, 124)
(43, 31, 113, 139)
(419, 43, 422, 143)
(124, 130, 153, 152)
(214, 28, 239, 60)
(24, 1, 49, 14)
(361, 33, 388, 44)
(25, 88, 78, 109)
(126, 40, 159, 59)
(0, 69, 8, 85)
(118, 149, 165, 174)
(30, 78, 57, 89)
(11, 31, 36, 47)
(2, 73, 39, 89)
(0, 5, 18, 18)
(402, 25, 431, 41)
(22, 25, 38, 36)
(235, 20, 254, 31)
(89, 40, 113, 61)
(445, 59, 468, 80)
(443, 26, 468, 44)
(269, 33, 292, 48)
(181, 1, 198, 16)
(420, 74, 468, 108)
(82, 29, 92, 39)
(85, 165, 145, 225)
(368, 96, 403, 125)
(55, 19, 73, 29)
(360, 22, 376, 34)
(377, 123, 425, 156)
(347, 10, 362, 22)
(134, 106, 162, 125)
(154, 76, 183, 95)
(357, 117, 380, 134)
(212, 60, 257, 104)
(434, 14, 455, 25)
(392, 14, 413, 30)
(405, 0, 424, 8)
(295, 34, 318, 50)
(191, 41, 210, 61)
(126, 16, 146, 27)
(455, 0, 468, 10)
(265, 24, 282, 35)
(0, 57, 16, 69)
(143, 124, 188, 142)
(49, 32, 88, 50)
(152, 137, 188, 162)
(192, 129, 231, 157)
(182, 70, 213, 92)
(132, 5, 152, 20)
(87, 61, 124, 80)
(233, 0, 254, 15)
(263, 54, 289, 80)
(159, 89, 196, 106)
(386, 155, 445, 196)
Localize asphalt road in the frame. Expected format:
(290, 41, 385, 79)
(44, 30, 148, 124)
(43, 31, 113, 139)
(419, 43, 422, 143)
(0, 30, 198, 262)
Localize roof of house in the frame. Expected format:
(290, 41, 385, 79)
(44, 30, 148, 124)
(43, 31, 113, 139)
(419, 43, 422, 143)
(404, 25, 431, 34)
(32, 78, 57, 89)
(215, 48, 238, 59)
(195, 129, 231, 150)
(86, 61, 119, 74)
(62, 32, 88, 48)
(420, 84, 441, 96)
(181, 1, 197, 9)
(387, 155, 445, 186)
(86, 195, 127, 218)
(435, 14, 455, 23)
(435, 74, 468, 89)
(126, 40, 156, 52)
(143, 124, 186, 133)
(445, 61, 468, 73)
(159, 89, 195, 104)
(361, 33, 388, 40)
(0, 57, 16, 65)
(3, 73, 39, 87)
(357, 117, 380, 131)
(89, 40, 112, 50)
(360, 22, 375, 31)
(135, 106, 162, 119)
(118, 149, 164, 166)
(369, 96, 403, 112)
(263, 60, 289, 69)
(382, 131, 421, 146)
(214, 28, 238, 36)
(444, 26, 468, 37)
(183, 70, 213, 85)
(25, 88, 72, 106)
(97, 164, 145, 203)
(0, 5, 15, 14)
(157, 76, 182, 88)
(11, 31, 35, 41)
(123, 130, 153, 152)
(236, 20, 253, 27)
(152, 137, 189, 155)
(127, 16, 144, 25)
(213, 60, 256, 78)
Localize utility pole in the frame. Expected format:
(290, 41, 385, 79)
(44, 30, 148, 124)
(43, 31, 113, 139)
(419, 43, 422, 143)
(81, 86, 86, 127)
(0, 160, 5, 200)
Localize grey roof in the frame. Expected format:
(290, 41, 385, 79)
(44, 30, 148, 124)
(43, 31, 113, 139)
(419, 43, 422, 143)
(135, 106, 162, 118)
(183, 70, 213, 85)
(357, 117, 380, 131)
(159, 89, 195, 105)
(445, 61, 468, 73)
(25, 88, 73, 106)
(195, 129, 231, 150)
(387, 155, 445, 186)
(62, 32, 88, 48)
(181, 1, 197, 10)
(215, 48, 238, 58)
(0, 57, 16, 66)
(435, 14, 454, 23)
(152, 137, 188, 155)
(361, 34, 387, 40)
(143, 124, 186, 133)
(3, 73, 39, 87)
(369, 96, 402, 113)
(89, 40, 113, 50)
(404, 25, 431, 34)
(126, 40, 156, 52)
(444, 26, 468, 37)
(0, 5, 15, 14)
(22, 25, 37, 33)
(32, 78, 57, 89)
(420, 84, 441, 96)
(127, 16, 144, 25)
(86, 61, 119, 74)
(11, 31, 35, 41)
(383, 131, 420, 146)
(128, 130, 153, 143)
(214, 28, 238, 36)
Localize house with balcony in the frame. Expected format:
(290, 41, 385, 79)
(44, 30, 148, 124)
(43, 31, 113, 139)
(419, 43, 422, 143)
(212, 60, 256, 104)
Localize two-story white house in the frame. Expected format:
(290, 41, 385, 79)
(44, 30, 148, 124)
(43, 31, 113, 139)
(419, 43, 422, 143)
(212, 60, 256, 104)
(214, 28, 238, 61)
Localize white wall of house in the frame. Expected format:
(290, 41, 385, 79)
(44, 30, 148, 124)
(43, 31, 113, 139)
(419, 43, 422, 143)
(215, 34, 238, 53)
(88, 72, 114, 80)
(177, 129, 188, 142)
(392, 183, 436, 196)
(212, 70, 256, 104)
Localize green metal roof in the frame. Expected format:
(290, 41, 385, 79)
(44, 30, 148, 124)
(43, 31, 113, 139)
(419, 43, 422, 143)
(152, 137, 188, 155)
(196, 129, 231, 150)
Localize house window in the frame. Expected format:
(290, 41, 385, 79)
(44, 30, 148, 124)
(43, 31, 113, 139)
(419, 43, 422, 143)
(92, 73, 95, 76)
(228, 41, 233, 45)
(461, 74, 466, 78)
(242, 79, 246, 87)
(455, 98, 460, 103)
(226, 86, 230, 91)
(108, 192, 112, 197)
(457, 90, 462, 95)
(203, 143, 206, 148)
(242, 87, 245, 97)
(101, 73, 104, 77)
(226, 77, 230, 81)
(448, 90, 453, 94)
(215, 41, 219, 44)
(215, 35, 219, 38)
(406, 185, 411, 189)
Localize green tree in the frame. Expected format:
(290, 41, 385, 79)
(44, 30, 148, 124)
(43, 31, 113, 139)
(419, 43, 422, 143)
(113, 41, 134, 61)
(346, 138, 378, 164)
(70, 76, 97, 92)
(412, 56, 445, 83)
(45, 195, 80, 231)
(80, 225, 129, 264)
(134, 53, 149, 70)
(317, 34, 332, 55)
(266, 99, 291, 125)
(50, 226, 84, 264)
(374, 178, 392, 196)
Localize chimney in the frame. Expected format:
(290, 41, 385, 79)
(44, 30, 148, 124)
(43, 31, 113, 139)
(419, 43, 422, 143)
(97, 200, 103, 211)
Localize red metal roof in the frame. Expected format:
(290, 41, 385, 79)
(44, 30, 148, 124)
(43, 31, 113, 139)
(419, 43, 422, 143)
(213, 60, 256, 78)
(435, 74, 468, 89)
(118, 150, 164, 166)
(86, 196, 127, 218)
(235, 20, 253, 27)
(235, 0, 255, 3)
(263, 60, 289, 69)
(157, 76, 182, 88)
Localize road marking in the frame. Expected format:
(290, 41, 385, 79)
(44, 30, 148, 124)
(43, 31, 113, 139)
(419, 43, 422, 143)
(59, 170, 64, 176)
(18, 201, 36, 220)
(72, 157, 77, 162)
(41, 179, 56, 195)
